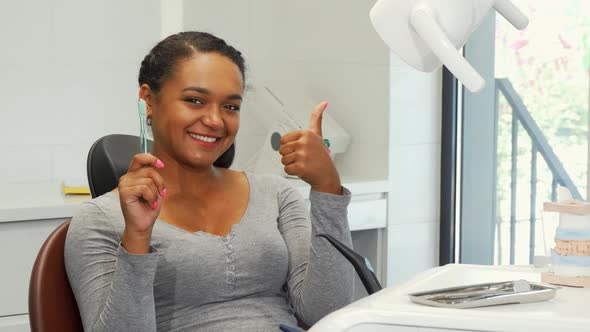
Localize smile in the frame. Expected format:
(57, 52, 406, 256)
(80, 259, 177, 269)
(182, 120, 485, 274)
(188, 132, 218, 142)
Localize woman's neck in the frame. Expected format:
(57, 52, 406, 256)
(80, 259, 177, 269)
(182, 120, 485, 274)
(152, 148, 226, 200)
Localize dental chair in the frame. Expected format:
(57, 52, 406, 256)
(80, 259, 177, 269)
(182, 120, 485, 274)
(29, 134, 380, 332)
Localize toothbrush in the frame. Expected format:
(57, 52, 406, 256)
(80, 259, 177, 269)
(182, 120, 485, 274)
(138, 99, 148, 153)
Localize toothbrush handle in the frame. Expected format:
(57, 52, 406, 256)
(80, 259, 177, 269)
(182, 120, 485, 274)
(139, 120, 147, 154)
(138, 99, 148, 154)
(410, 5, 485, 93)
(141, 135, 148, 154)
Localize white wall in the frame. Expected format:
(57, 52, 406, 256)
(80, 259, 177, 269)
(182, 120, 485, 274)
(0, 0, 161, 188)
(387, 55, 442, 285)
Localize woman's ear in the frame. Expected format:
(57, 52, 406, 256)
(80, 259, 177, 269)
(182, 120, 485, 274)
(138, 84, 154, 117)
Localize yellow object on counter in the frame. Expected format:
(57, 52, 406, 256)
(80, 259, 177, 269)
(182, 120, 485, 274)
(62, 181, 91, 195)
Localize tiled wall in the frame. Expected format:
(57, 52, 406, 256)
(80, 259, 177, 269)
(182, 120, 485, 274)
(387, 54, 442, 285)
(0, 0, 161, 186)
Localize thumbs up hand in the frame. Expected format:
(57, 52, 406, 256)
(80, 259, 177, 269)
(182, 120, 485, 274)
(278, 101, 342, 195)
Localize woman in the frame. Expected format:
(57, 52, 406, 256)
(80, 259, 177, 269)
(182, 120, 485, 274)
(65, 31, 354, 331)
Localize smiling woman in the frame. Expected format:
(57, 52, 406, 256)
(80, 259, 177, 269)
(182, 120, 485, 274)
(63, 31, 354, 332)
(138, 32, 246, 169)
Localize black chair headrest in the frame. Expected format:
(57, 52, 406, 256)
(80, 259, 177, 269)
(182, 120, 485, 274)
(87, 134, 153, 198)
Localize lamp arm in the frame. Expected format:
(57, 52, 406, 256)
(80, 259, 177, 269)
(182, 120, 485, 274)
(493, 0, 529, 30)
(409, 5, 485, 93)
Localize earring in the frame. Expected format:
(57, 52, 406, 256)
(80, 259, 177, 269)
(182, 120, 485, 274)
(147, 117, 152, 125)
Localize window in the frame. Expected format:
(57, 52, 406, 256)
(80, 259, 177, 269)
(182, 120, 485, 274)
(443, 0, 590, 265)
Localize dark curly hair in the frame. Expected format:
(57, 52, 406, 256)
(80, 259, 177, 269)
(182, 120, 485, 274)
(138, 31, 246, 168)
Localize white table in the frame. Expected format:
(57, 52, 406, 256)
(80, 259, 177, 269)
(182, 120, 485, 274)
(310, 264, 590, 332)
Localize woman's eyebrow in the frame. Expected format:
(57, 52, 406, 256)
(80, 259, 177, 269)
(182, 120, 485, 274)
(227, 94, 243, 101)
(182, 86, 242, 101)
(182, 86, 209, 94)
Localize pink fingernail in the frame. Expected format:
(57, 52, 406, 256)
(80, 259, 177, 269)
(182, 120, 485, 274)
(322, 102, 329, 111)
(153, 201, 158, 210)
(162, 188, 167, 198)
(155, 159, 165, 168)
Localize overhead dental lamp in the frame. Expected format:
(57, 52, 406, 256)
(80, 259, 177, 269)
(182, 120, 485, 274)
(370, 0, 529, 93)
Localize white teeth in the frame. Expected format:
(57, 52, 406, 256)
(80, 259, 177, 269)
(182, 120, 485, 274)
(189, 133, 218, 143)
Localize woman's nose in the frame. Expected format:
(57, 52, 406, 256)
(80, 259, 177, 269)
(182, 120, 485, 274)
(201, 105, 224, 129)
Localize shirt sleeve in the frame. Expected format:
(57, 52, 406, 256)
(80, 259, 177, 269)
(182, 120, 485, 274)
(64, 201, 160, 332)
(276, 178, 355, 326)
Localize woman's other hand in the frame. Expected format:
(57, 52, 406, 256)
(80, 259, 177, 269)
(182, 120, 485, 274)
(118, 153, 167, 253)
(279, 101, 342, 195)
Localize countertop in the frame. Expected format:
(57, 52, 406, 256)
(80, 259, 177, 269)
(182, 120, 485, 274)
(0, 177, 390, 223)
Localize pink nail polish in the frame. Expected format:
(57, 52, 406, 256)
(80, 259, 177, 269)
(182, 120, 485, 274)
(155, 159, 165, 168)
(153, 201, 158, 210)
(162, 188, 167, 198)
(322, 102, 329, 111)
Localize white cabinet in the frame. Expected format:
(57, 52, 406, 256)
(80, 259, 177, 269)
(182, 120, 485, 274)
(0, 315, 29, 332)
(0, 219, 65, 317)
(348, 196, 388, 231)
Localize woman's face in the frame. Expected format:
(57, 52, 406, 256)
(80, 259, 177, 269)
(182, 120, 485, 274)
(148, 52, 244, 168)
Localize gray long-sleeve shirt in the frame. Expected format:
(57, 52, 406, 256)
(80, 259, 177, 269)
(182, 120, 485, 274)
(64, 172, 355, 331)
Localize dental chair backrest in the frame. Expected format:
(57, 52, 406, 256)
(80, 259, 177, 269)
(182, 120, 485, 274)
(87, 134, 154, 198)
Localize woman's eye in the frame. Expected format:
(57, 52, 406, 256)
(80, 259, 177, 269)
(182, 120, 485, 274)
(225, 104, 241, 112)
(185, 98, 204, 104)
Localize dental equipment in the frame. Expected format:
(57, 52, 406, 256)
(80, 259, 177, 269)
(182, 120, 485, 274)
(370, 0, 529, 93)
(138, 99, 148, 154)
